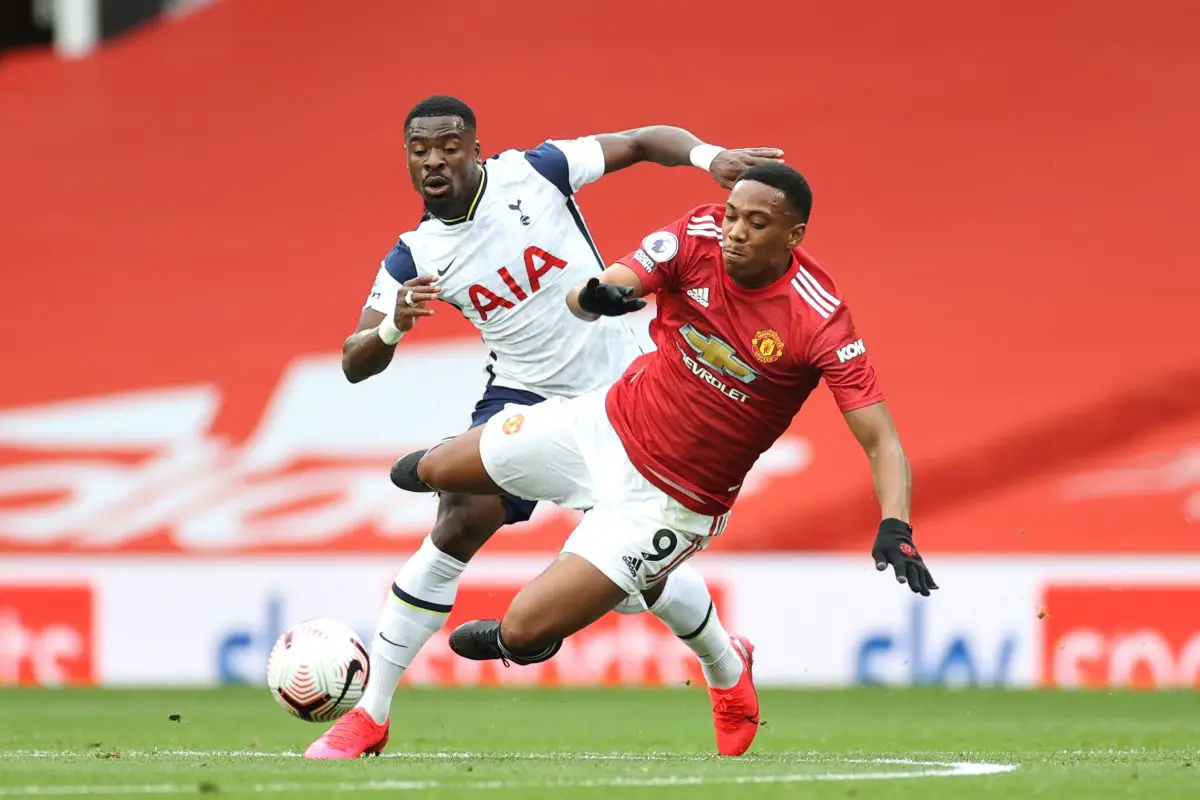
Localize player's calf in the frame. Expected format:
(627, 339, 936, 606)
(449, 554, 627, 666)
(503, 553, 626, 648)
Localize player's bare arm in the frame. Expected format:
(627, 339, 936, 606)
(341, 275, 441, 383)
(844, 401, 911, 523)
(844, 401, 937, 596)
(566, 264, 645, 321)
(594, 127, 785, 188)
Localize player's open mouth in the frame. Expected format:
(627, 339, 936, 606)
(423, 176, 451, 196)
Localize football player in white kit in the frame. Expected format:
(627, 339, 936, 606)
(305, 96, 784, 759)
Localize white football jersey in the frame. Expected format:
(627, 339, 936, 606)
(364, 137, 643, 398)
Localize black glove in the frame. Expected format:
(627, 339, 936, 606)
(577, 278, 646, 317)
(872, 518, 937, 596)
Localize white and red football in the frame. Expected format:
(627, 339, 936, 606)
(266, 617, 370, 723)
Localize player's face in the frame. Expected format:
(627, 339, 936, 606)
(405, 115, 483, 214)
(722, 180, 807, 284)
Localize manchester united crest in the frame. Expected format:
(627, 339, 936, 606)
(502, 414, 525, 435)
(750, 329, 785, 363)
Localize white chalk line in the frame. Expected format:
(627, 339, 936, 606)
(0, 758, 1017, 795)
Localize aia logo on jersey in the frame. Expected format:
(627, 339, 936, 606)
(836, 338, 866, 363)
(502, 414, 525, 435)
(750, 329, 785, 363)
(469, 246, 567, 322)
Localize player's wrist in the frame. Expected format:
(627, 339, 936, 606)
(377, 315, 405, 345)
(878, 518, 912, 537)
(689, 143, 724, 172)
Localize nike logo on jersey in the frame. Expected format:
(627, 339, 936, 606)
(437, 258, 456, 277)
(686, 287, 710, 307)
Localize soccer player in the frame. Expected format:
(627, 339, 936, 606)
(389, 162, 938, 755)
(306, 95, 785, 759)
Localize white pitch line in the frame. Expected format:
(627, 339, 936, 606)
(0, 759, 1018, 796)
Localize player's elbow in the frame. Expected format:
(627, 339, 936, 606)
(341, 340, 384, 384)
(341, 341, 362, 383)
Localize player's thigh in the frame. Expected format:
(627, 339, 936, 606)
(561, 505, 712, 597)
(428, 493, 509, 562)
(478, 396, 595, 508)
(502, 553, 628, 649)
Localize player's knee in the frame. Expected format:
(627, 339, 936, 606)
(415, 448, 447, 488)
(429, 494, 505, 561)
(500, 607, 560, 655)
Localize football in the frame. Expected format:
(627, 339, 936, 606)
(266, 617, 370, 723)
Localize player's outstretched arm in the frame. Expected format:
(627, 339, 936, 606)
(594, 127, 785, 188)
(844, 401, 911, 522)
(844, 402, 937, 596)
(566, 264, 645, 321)
(342, 275, 440, 383)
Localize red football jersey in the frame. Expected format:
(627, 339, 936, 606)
(606, 204, 885, 516)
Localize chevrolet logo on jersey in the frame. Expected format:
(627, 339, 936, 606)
(677, 324, 758, 403)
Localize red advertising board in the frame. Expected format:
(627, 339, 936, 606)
(0, 585, 95, 686)
(1042, 585, 1200, 688)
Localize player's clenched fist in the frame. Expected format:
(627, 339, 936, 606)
(872, 518, 938, 597)
(392, 275, 441, 332)
(709, 148, 786, 189)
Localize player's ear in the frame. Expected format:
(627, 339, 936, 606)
(473, 139, 482, 163)
(788, 222, 807, 249)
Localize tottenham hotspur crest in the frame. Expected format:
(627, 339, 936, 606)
(508, 199, 531, 226)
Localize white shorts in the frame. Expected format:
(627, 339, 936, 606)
(478, 391, 729, 595)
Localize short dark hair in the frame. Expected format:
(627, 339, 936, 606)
(404, 95, 477, 133)
(738, 162, 813, 222)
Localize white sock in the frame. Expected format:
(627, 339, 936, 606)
(649, 564, 744, 690)
(356, 536, 466, 724)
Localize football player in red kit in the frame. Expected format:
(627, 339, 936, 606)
(390, 162, 936, 756)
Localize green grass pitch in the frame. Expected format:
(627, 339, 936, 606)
(0, 687, 1196, 797)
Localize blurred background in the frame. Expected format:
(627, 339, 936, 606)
(2, 0, 1198, 692)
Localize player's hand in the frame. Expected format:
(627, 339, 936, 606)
(392, 275, 441, 332)
(577, 277, 646, 317)
(709, 147, 786, 189)
(871, 518, 938, 597)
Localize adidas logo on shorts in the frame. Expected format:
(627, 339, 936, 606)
(686, 287, 710, 307)
(622, 555, 643, 578)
